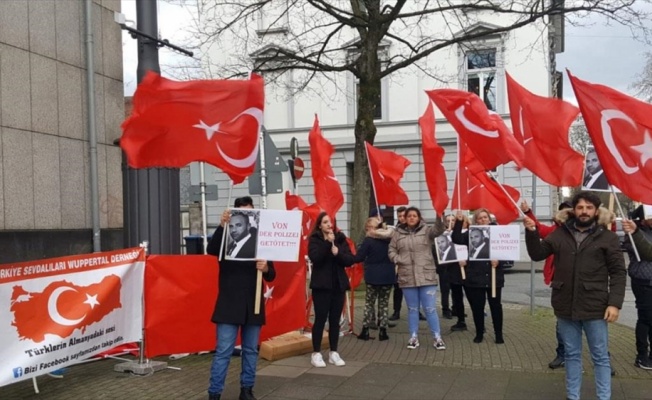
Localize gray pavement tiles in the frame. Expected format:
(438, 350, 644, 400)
(1, 288, 651, 399)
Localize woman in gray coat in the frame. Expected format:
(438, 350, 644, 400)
(389, 207, 446, 350)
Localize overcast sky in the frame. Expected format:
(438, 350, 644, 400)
(121, 0, 650, 102)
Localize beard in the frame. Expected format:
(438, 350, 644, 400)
(575, 214, 596, 228)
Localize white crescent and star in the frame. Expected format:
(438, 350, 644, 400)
(192, 107, 264, 169)
(453, 103, 499, 138)
(600, 109, 652, 175)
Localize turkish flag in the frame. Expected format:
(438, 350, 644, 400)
(569, 72, 652, 203)
(308, 115, 344, 217)
(419, 102, 449, 215)
(121, 72, 264, 184)
(11, 276, 122, 343)
(365, 142, 411, 206)
(261, 257, 307, 339)
(506, 73, 584, 187)
(427, 89, 524, 171)
(452, 140, 520, 224)
(144, 255, 307, 357)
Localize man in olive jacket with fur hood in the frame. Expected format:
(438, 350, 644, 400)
(524, 191, 626, 400)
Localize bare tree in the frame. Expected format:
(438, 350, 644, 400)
(171, 0, 650, 240)
(631, 51, 652, 102)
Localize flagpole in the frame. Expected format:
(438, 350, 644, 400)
(456, 140, 465, 281)
(610, 186, 641, 262)
(219, 182, 234, 261)
(456, 139, 462, 210)
(364, 143, 381, 215)
(254, 126, 267, 314)
(199, 162, 208, 254)
(487, 172, 526, 218)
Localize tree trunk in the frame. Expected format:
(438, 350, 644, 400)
(349, 76, 380, 243)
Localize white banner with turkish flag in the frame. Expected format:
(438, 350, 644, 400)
(0, 248, 145, 387)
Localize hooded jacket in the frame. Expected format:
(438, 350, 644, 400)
(388, 219, 445, 288)
(353, 226, 396, 285)
(525, 207, 626, 320)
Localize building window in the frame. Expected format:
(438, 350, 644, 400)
(466, 49, 497, 111)
(256, 0, 289, 36)
(346, 40, 391, 123)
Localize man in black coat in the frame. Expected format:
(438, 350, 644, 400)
(206, 196, 275, 400)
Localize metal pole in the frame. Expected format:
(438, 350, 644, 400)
(200, 162, 208, 253)
(114, 0, 171, 375)
(122, 0, 180, 255)
(260, 127, 268, 210)
(84, 0, 101, 252)
(530, 174, 536, 315)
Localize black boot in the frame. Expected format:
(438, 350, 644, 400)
(389, 311, 400, 321)
(357, 327, 370, 341)
(495, 333, 504, 344)
(208, 393, 221, 400)
(239, 387, 256, 400)
(379, 328, 389, 341)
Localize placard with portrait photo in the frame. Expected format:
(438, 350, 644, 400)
(435, 233, 468, 264)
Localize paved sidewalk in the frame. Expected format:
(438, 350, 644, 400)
(1, 300, 650, 399)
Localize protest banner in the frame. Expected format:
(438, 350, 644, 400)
(224, 209, 302, 262)
(643, 204, 652, 219)
(0, 248, 145, 387)
(468, 225, 520, 261)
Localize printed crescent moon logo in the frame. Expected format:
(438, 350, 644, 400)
(215, 107, 263, 169)
(518, 107, 533, 144)
(600, 109, 639, 175)
(48, 287, 85, 326)
(454, 104, 499, 138)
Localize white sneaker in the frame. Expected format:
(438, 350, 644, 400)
(328, 351, 346, 366)
(311, 352, 326, 368)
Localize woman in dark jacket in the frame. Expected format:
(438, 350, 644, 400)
(353, 217, 396, 341)
(308, 212, 355, 368)
(452, 208, 507, 344)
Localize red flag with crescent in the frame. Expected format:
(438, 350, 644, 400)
(569, 72, 652, 203)
(427, 89, 524, 171)
(453, 140, 520, 224)
(120, 72, 264, 184)
(506, 73, 583, 187)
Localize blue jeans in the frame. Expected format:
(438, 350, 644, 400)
(557, 317, 611, 400)
(555, 320, 565, 358)
(208, 323, 261, 395)
(402, 285, 441, 339)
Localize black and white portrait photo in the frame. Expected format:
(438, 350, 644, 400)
(582, 146, 609, 191)
(469, 227, 491, 260)
(435, 234, 458, 263)
(225, 209, 260, 260)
